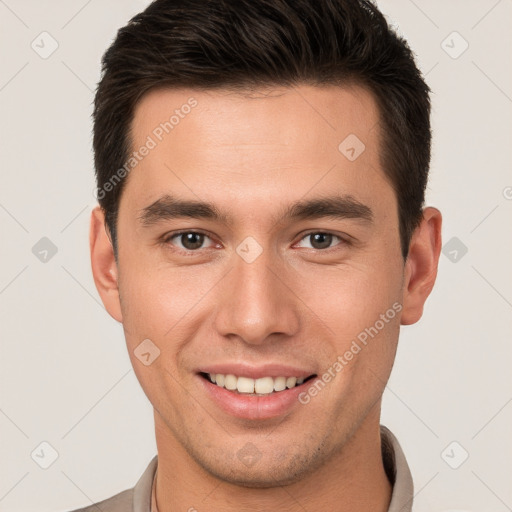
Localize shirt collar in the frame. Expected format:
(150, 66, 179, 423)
(380, 425, 415, 511)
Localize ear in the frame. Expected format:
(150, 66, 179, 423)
(401, 207, 442, 325)
(90, 206, 123, 322)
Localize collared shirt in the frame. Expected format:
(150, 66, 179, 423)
(69, 425, 414, 512)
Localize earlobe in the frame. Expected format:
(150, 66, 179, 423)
(400, 207, 442, 326)
(89, 206, 123, 322)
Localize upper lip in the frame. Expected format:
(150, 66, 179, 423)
(196, 363, 317, 380)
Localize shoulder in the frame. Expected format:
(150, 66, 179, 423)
(65, 488, 133, 512)
(62, 455, 157, 512)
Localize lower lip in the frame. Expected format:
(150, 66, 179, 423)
(198, 375, 312, 420)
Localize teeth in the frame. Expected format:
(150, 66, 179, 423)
(255, 377, 274, 394)
(224, 374, 237, 390)
(273, 376, 286, 391)
(206, 373, 308, 395)
(286, 376, 297, 388)
(237, 376, 255, 393)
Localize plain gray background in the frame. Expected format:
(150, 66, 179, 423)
(0, 1, 511, 511)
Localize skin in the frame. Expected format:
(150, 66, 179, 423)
(90, 85, 442, 511)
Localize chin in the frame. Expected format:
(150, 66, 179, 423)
(193, 445, 325, 489)
(214, 464, 312, 489)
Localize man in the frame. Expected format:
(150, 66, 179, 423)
(79, 0, 442, 510)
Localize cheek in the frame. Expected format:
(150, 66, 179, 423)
(303, 261, 403, 337)
(117, 259, 222, 351)
(116, 263, 213, 409)
(299, 255, 404, 400)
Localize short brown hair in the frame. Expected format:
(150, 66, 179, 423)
(93, 0, 431, 259)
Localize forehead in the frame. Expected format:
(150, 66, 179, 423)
(132, 84, 380, 150)
(123, 84, 391, 217)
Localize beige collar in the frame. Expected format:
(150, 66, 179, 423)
(151, 467, 158, 512)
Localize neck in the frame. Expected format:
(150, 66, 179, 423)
(152, 406, 392, 512)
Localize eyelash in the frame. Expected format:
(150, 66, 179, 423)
(161, 230, 350, 255)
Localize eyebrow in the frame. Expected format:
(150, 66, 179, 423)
(138, 193, 373, 227)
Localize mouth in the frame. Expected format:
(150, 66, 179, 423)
(195, 362, 319, 420)
(196, 367, 318, 420)
(199, 372, 317, 396)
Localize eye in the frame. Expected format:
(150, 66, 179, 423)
(295, 232, 346, 251)
(165, 231, 216, 251)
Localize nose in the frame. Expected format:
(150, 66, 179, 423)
(213, 247, 301, 346)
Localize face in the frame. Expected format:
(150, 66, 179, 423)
(92, 85, 435, 487)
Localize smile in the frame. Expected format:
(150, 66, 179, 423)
(196, 364, 319, 419)
(201, 372, 316, 396)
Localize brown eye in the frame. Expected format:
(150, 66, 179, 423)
(295, 232, 345, 251)
(167, 231, 213, 251)
(309, 233, 333, 250)
(180, 233, 205, 250)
